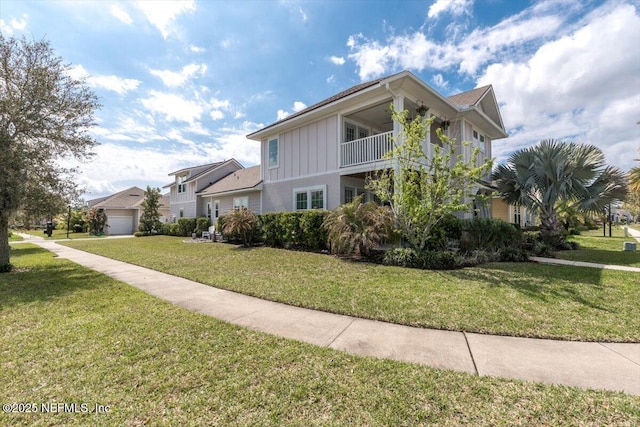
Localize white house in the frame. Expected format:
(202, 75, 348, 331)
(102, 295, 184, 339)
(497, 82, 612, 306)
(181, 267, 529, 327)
(246, 71, 508, 216)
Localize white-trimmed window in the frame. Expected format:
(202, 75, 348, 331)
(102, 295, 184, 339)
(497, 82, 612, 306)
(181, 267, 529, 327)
(233, 196, 249, 211)
(177, 175, 187, 193)
(473, 130, 486, 154)
(344, 122, 369, 142)
(293, 185, 326, 211)
(268, 138, 279, 168)
(213, 200, 220, 219)
(179, 208, 184, 218)
(344, 186, 366, 204)
(206, 202, 212, 220)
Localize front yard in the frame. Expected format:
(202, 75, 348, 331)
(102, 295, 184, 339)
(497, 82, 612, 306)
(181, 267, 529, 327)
(556, 227, 640, 267)
(17, 229, 104, 240)
(63, 236, 640, 342)
(1, 245, 638, 426)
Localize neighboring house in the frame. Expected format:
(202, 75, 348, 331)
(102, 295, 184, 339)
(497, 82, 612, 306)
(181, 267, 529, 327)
(165, 159, 243, 221)
(491, 198, 537, 227)
(132, 193, 171, 225)
(197, 165, 263, 223)
(246, 70, 508, 216)
(86, 186, 146, 235)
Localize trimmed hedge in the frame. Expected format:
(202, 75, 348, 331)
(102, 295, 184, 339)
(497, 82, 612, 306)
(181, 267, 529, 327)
(459, 217, 522, 253)
(259, 211, 329, 251)
(177, 218, 197, 237)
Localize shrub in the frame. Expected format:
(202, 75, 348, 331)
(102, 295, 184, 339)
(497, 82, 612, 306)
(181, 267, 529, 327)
(169, 223, 181, 236)
(134, 231, 145, 237)
(177, 218, 197, 237)
(323, 196, 394, 257)
(73, 223, 83, 233)
(261, 213, 284, 247)
(219, 209, 260, 247)
(0, 262, 12, 273)
(459, 218, 522, 253)
(279, 212, 303, 247)
(196, 216, 210, 236)
(299, 210, 329, 250)
(499, 247, 529, 262)
(383, 248, 460, 270)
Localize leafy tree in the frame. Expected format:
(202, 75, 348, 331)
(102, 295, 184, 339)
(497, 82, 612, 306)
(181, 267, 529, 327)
(85, 207, 106, 235)
(323, 195, 394, 256)
(138, 186, 162, 233)
(368, 106, 492, 251)
(0, 35, 99, 270)
(492, 140, 628, 244)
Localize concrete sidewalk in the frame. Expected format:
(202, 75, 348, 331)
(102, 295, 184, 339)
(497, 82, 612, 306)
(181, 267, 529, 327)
(14, 233, 640, 396)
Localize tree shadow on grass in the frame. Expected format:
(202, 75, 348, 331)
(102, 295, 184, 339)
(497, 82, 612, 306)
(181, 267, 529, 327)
(1, 247, 105, 310)
(448, 263, 615, 312)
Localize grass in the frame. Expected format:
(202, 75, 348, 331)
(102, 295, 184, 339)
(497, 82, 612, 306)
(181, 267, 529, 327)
(8, 233, 23, 242)
(556, 227, 640, 267)
(17, 229, 105, 240)
(62, 236, 640, 342)
(1, 244, 638, 426)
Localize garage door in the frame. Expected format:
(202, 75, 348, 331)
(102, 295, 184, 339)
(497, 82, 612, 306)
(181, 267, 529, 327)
(108, 216, 134, 235)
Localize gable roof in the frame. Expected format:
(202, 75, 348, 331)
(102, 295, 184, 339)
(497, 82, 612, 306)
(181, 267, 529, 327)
(165, 159, 244, 188)
(89, 186, 146, 209)
(447, 85, 491, 108)
(247, 73, 404, 138)
(197, 165, 262, 196)
(132, 193, 170, 209)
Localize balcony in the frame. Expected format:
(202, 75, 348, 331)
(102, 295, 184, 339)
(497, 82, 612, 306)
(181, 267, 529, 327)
(340, 131, 393, 168)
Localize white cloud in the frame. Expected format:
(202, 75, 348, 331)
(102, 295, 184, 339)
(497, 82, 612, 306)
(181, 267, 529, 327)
(68, 65, 141, 95)
(140, 90, 203, 124)
(432, 74, 448, 89)
(299, 7, 308, 23)
(189, 44, 205, 53)
(326, 74, 335, 84)
(210, 110, 224, 120)
(293, 101, 307, 112)
(135, 0, 195, 39)
(110, 4, 132, 24)
(428, 0, 473, 19)
(329, 56, 345, 65)
(276, 110, 289, 120)
(149, 63, 207, 87)
(0, 14, 28, 35)
(478, 3, 640, 171)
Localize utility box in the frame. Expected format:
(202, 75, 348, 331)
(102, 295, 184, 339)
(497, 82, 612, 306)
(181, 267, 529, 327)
(623, 241, 637, 251)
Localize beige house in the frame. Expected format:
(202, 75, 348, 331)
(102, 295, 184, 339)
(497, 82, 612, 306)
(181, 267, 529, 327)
(491, 198, 537, 227)
(197, 165, 263, 222)
(165, 159, 243, 221)
(87, 187, 171, 235)
(86, 186, 145, 235)
(246, 70, 508, 215)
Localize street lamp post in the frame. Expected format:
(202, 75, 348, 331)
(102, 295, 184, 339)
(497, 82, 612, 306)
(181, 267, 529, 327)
(67, 205, 71, 239)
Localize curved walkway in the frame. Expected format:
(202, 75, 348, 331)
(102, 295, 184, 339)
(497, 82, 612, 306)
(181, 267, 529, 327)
(14, 233, 640, 396)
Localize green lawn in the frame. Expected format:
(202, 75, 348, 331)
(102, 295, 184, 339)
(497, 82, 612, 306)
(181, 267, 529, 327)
(8, 233, 23, 242)
(1, 245, 638, 426)
(63, 236, 640, 342)
(18, 229, 105, 240)
(556, 228, 640, 267)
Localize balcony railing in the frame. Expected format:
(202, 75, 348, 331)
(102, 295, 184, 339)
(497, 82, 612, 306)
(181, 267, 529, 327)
(340, 131, 393, 168)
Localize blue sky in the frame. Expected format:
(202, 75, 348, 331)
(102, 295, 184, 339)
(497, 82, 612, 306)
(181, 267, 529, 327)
(2, 0, 639, 199)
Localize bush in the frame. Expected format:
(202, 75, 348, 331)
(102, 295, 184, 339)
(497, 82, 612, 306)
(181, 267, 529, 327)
(169, 223, 181, 236)
(459, 218, 522, 253)
(300, 211, 329, 250)
(568, 227, 581, 235)
(383, 248, 460, 270)
(73, 223, 84, 233)
(134, 231, 145, 237)
(259, 211, 330, 250)
(498, 247, 530, 262)
(261, 213, 284, 247)
(323, 197, 394, 257)
(177, 218, 197, 237)
(196, 216, 210, 236)
(0, 262, 12, 273)
(219, 209, 261, 247)
(158, 223, 171, 235)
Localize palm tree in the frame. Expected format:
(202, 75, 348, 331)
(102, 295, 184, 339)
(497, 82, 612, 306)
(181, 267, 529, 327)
(629, 149, 640, 193)
(492, 139, 627, 242)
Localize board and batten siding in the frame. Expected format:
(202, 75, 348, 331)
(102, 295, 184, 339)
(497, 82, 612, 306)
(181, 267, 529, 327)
(261, 173, 341, 213)
(263, 114, 338, 183)
(213, 191, 262, 216)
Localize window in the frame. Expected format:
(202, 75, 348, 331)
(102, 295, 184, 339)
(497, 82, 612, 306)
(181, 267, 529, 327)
(344, 122, 369, 142)
(233, 196, 249, 211)
(344, 186, 366, 204)
(268, 138, 278, 168)
(296, 192, 308, 210)
(294, 185, 326, 210)
(479, 134, 486, 153)
(206, 202, 211, 220)
(213, 200, 220, 219)
(177, 175, 187, 193)
(179, 208, 184, 218)
(514, 205, 521, 226)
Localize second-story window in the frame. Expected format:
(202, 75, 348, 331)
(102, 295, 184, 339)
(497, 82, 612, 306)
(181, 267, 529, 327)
(177, 175, 187, 193)
(268, 138, 278, 168)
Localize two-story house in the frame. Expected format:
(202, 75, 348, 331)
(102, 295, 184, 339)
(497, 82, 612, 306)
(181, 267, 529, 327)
(247, 71, 507, 216)
(165, 159, 243, 221)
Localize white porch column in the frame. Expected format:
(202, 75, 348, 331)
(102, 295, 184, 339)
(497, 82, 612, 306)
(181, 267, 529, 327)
(392, 95, 404, 190)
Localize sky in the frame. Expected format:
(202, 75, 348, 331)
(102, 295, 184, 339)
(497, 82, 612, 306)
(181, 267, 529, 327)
(1, 0, 639, 200)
